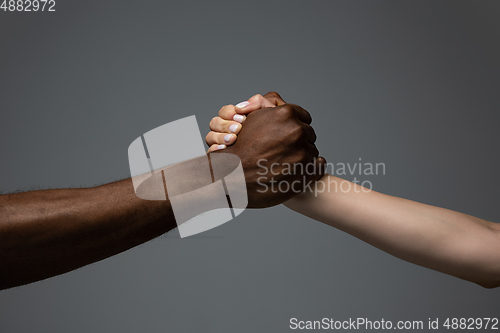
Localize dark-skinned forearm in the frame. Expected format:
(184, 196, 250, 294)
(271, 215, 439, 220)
(0, 178, 176, 290)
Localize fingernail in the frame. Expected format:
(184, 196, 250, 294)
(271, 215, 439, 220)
(229, 124, 239, 133)
(224, 134, 233, 143)
(233, 114, 245, 123)
(217, 144, 226, 150)
(235, 101, 249, 109)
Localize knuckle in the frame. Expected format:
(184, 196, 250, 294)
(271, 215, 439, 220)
(219, 105, 229, 117)
(224, 105, 236, 120)
(288, 124, 306, 141)
(209, 117, 219, 129)
(311, 129, 317, 142)
(312, 145, 319, 158)
(276, 104, 294, 118)
(205, 132, 212, 144)
(250, 94, 263, 103)
(221, 120, 231, 132)
(265, 91, 279, 98)
(296, 125, 307, 139)
(296, 148, 308, 163)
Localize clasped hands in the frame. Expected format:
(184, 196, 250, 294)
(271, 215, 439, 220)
(205, 92, 326, 208)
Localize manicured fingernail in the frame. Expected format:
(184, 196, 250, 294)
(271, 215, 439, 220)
(235, 101, 249, 109)
(229, 124, 239, 133)
(224, 134, 233, 143)
(217, 144, 226, 150)
(233, 114, 245, 123)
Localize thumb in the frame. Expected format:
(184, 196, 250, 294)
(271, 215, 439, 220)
(235, 92, 281, 114)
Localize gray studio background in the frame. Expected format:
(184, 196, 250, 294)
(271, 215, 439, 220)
(1, 1, 499, 332)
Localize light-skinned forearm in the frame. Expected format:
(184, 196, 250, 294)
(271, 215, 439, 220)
(0, 178, 176, 290)
(285, 174, 500, 288)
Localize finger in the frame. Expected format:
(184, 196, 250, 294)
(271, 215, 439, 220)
(308, 143, 320, 158)
(205, 131, 237, 146)
(274, 104, 313, 125)
(290, 104, 313, 124)
(207, 144, 227, 153)
(302, 123, 317, 144)
(218, 105, 247, 123)
(315, 156, 327, 178)
(234, 94, 276, 114)
(209, 116, 242, 134)
(263, 91, 287, 106)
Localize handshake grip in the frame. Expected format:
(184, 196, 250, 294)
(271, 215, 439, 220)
(128, 116, 248, 238)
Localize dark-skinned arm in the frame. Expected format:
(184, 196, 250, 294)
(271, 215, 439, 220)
(0, 178, 176, 290)
(0, 103, 324, 290)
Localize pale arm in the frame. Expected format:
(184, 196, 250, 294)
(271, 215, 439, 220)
(285, 174, 500, 288)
